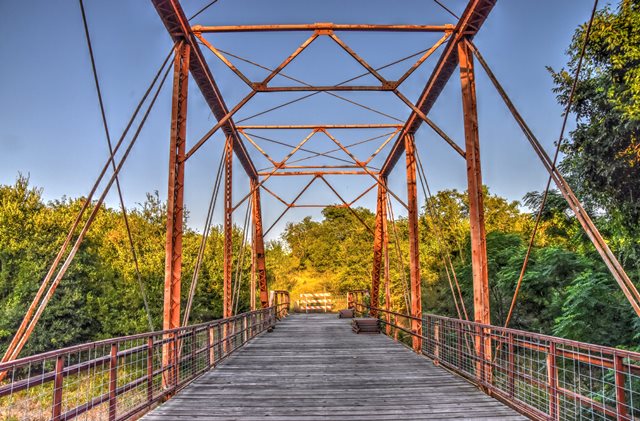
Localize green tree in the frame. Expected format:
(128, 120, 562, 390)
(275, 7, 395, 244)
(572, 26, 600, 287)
(550, 0, 640, 274)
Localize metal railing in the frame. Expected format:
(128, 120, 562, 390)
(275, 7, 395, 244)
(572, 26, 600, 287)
(355, 303, 640, 421)
(0, 307, 275, 421)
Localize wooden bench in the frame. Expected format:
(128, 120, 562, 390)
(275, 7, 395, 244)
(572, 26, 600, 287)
(352, 318, 380, 334)
(338, 309, 354, 318)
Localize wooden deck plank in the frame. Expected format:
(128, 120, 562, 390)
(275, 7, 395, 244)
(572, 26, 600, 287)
(142, 314, 527, 420)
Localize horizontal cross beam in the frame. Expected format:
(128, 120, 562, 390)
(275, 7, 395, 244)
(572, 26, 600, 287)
(237, 124, 402, 130)
(192, 23, 454, 33)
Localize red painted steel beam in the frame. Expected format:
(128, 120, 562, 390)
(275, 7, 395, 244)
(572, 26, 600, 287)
(405, 134, 422, 352)
(251, 179, 269, 309)
(162, 41, 189, 390)
(223, 136, 233, 319)
(192, 23, 454, 33)
(258, 171, 374, 176)
(237, 124, 402, 129)
(380, 0, 496, 177)
(458, 39, 492, 382)
(370, 182, 387, 318)
(151, 0, 257, 179)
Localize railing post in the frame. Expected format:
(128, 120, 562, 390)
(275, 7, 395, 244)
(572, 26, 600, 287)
(394, 314, 399, 341)
(477, 326, 485, 384)
(234, 318, 237, 347)
(507, 332, 515, 398)
(286, 293, 290, 316)
(547, 342, 558, 420)
(216, 323, 222, 363)
(173, 333, 179, 389)
(456, 320, 463, 368)
(207, 326, 213, 368)
(614, 353, 628, 421)
(258, 310, 262, 332)
(147, 337, 154, 405)
(424, 315, 430, 352)
(191, 328, 197, 378)
(243, 317, 248, 345)
(51, 354, 65, 421)
(434, 319, 440, 365)
(108, 343, 118, 421)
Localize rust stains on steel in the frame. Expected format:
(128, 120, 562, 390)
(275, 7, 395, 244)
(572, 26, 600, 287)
(250, 179, 269, 309)
(458, 38, 492, 381)
(223, 135, 234, 319)
(370, 181, 388, 318)
(162, 40, 189, 390)
(404, 134, 422, 352)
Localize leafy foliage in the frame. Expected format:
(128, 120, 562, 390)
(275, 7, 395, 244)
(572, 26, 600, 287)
(0, 175, 253, 356)
(2, 2, 640, 356)
(550, 0, 640, 276)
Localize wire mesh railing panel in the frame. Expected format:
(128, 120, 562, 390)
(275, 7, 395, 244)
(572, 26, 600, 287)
(0, 307, 276, 420)
(427, 315, 640, 421)
(355, 302, 640, 421)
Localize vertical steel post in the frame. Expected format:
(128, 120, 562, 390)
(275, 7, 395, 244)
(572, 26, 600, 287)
(147, 337, 154, 404)
(614, 353, 629, 420)
(458, 38, 491, 376)
(51, 355, 64, 421)
(251, 179, 269, 308)
(162, 41, 190, 390)
(384, 204, 391, 335)
(208, 326, 215, 367)
(370, 181, 387, 317)
(404, 133, 422, 352)
(108, 343, 118, 421)
(394, 314, 399, 341)
(250, 236, 256, 311)
(223, 136, 234, 319)
(508, 332, 515, 398)
(547, 342, 558, 420)
(434, 320, 440, 365)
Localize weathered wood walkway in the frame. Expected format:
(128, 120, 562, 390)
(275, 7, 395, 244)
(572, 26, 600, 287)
(143, 314, 526, 420)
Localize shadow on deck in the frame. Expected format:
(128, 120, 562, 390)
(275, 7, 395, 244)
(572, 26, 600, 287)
(142, 314, 525, 420)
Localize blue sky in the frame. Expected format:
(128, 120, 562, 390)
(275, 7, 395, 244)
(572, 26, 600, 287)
(0, 0, 611, 241)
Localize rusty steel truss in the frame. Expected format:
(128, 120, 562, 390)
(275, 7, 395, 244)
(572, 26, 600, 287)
(2, 1, 638, 400)
(149, 1, 499, 362)
(148, 0, 638, 369)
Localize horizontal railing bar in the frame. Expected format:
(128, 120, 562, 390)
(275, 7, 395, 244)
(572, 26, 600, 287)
(362, 303, 640, 361)
(0, 308, 274, 372)
(425, 312, 640, 359)
(0, 306, 277, 421)
(355, 301, 640, 421)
